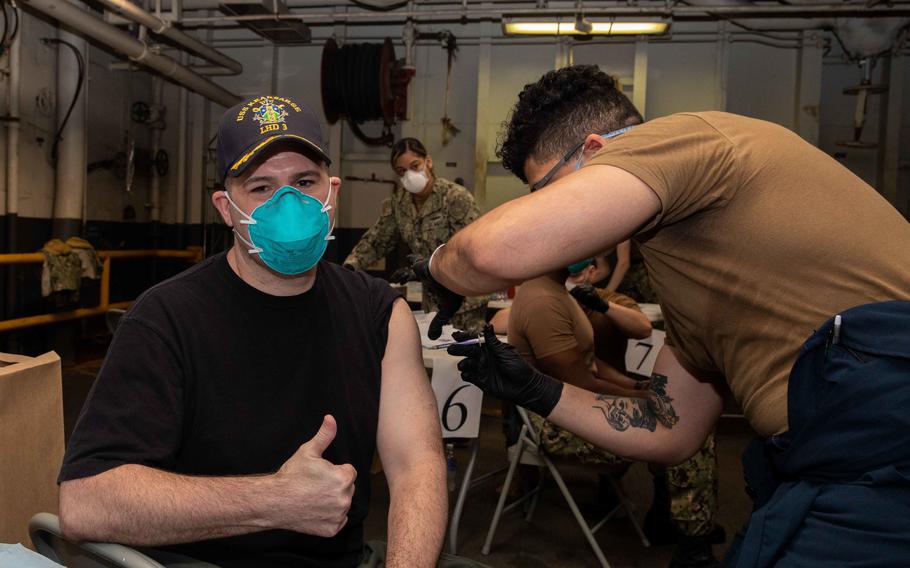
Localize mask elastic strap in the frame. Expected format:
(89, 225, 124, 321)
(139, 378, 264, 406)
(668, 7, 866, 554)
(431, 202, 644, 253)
(222, 190, 262, 253)
(223, 190, 258, 226)
(576, 126, 636, 170)
(233, 229, 263, 255)
(321, 184, 336, 241)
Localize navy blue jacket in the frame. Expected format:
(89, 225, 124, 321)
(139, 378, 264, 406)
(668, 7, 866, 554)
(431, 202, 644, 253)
(728, 301, 910, 567)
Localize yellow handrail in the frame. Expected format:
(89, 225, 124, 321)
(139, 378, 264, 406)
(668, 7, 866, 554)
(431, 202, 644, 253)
(0, 247, 203, 333)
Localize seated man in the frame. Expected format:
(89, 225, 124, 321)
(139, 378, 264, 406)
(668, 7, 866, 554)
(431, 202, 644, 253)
(508, 262, 720, 568)
(57, 96, 447, 568)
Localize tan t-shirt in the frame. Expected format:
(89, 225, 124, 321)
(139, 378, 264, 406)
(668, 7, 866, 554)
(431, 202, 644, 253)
(587, 111, 910, 437)
(508, 276, 595, 371)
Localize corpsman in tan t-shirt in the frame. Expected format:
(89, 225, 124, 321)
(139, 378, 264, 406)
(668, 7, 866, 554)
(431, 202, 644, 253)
(419, 65, 910, 566)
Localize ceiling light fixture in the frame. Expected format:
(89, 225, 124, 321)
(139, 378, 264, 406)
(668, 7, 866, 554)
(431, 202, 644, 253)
(502, 18, 669, 36)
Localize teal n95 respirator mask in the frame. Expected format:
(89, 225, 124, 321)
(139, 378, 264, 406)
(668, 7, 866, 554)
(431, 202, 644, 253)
(224, 185, 335, 275)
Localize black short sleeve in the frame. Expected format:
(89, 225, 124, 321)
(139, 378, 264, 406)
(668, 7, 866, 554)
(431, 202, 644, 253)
(59, 312, 184, 482)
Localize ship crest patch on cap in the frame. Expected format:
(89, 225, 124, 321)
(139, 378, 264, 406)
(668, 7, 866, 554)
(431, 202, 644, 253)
(235, 96, 304, 136)
(252, 98, 288, 135)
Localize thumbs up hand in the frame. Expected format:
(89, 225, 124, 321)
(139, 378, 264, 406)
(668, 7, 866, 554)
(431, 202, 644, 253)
(273, 415, 358, 537)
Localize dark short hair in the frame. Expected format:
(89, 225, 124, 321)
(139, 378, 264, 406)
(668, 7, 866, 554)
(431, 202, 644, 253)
(496, 65, 643, 183)
(391, 137, 428, 168)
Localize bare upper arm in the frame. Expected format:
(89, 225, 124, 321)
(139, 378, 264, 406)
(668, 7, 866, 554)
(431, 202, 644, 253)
(439, 165, 660, 294)
(376, 300, 443, 480)
(546, 344, 723, 465)
(649, 345, 724, 461)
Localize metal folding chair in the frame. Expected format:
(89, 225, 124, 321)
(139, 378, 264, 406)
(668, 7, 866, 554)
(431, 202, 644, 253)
(481, 407, 650, 568)
(29, 513, 165, 568)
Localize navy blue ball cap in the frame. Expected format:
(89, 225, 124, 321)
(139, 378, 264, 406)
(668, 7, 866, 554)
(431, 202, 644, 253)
(216, 95, 331, 185)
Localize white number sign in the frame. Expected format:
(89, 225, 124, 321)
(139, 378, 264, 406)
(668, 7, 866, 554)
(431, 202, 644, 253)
(625, 329, 666, 378)
(431, 357, 483, 439)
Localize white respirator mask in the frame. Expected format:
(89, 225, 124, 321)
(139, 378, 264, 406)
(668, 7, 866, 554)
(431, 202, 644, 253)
(400, 168, 429, 194)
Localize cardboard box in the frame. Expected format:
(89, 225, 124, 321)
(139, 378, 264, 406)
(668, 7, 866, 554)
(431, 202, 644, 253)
(0, 352, 64, 547)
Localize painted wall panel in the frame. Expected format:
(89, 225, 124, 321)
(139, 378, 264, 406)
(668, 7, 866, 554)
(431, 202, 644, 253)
(726, 42, 799, 129)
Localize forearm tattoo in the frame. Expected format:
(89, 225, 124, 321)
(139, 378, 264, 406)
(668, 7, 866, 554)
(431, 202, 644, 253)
(592, 373, 679, 432)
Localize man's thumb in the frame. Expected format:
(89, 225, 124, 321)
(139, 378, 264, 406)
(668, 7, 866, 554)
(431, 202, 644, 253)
(302, 415, 337, 457)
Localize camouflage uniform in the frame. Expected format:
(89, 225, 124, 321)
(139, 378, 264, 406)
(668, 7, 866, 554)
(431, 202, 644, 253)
(617, 261, 660, 305)
(661, 431, 717, 537)
(529, 413, 717, 537)
(344, 178, 488, 332)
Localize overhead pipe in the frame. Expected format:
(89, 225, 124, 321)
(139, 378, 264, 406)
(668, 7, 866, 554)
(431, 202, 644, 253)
(96, 0, 242, 74)
(178, 3, 910, 24)
(163, 0, 910, 10)
(18, 0, 240, 107)
(685, 0, 909, 52)
(108, 61, 238, 75)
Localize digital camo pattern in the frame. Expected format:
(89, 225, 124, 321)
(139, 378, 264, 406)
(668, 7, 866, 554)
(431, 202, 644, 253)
(345, 177, 489, 331)
(530, 413, 717, 537)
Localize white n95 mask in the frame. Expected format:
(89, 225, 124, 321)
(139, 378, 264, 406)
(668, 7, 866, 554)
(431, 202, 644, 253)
(401, 168, 429, 194)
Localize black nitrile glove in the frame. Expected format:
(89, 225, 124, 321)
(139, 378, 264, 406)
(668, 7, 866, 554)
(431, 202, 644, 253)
(448, 325, 563, 417)
(409, 253, 464, 340)
(388, 267, 416, 285)
(570, 284, 610, 313)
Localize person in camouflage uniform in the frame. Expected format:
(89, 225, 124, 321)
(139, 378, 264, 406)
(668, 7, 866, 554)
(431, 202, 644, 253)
(616, 241, 661, 305)
(530, 413, 718, 541)
(344, 138, 488, 333)
(514, 263, 720, 568)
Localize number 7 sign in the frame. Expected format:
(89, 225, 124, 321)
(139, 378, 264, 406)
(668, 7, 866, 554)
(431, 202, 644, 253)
(625, 329, 666, 378)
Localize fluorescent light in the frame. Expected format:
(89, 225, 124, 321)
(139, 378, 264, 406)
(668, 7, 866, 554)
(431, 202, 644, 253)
(608, 22, 668, 34)
(502, 19, 669, 36)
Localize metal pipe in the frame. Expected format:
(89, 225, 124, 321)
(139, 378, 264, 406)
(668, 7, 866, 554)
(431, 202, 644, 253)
(178, 3, 910, 23)
(184, 28, 805, 45)
(18, 0, 240, 107)
(0, 248, 202, 264)
(108, 61, 239, 75)
(165, 0, 910, 9)
(94, 0, 241, 74)
(684, 0, 835, 32)
(176, 54, 188, 227)
(53, 27, 88, 238)
(188, 64, 240, 75)
(149, 76, 163, 222)
(6, 28, 20, 244)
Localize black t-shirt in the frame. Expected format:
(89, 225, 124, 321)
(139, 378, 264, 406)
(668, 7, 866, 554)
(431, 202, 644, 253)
(59, 253, 401, 568)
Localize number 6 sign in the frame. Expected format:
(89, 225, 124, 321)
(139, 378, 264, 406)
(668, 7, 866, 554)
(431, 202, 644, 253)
(431, 357, 483, 439)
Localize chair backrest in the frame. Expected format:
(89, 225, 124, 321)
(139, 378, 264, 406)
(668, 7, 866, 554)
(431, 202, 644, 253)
(516, 407, 542, 446)
(29, 513, 164, 568)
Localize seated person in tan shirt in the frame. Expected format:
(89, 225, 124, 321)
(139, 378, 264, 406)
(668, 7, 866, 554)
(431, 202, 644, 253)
(511, 262, 721, 566)
(568, 260, 723, 560)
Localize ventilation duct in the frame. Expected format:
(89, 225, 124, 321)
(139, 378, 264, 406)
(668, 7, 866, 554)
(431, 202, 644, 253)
(219, 0, 311, 44)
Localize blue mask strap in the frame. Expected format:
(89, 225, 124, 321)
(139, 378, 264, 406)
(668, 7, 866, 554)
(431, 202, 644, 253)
(576, 125, 636, 170)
